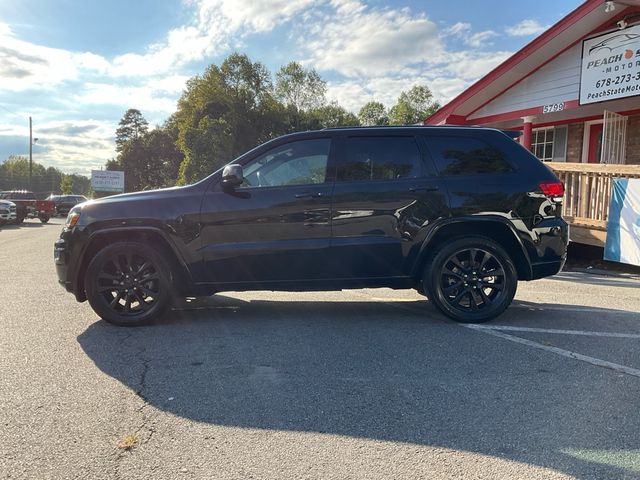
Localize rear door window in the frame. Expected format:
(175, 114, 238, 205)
(337, 136, 422, 182)
(424, 136, 514, 176)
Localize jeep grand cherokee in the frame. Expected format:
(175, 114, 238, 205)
(55, 127, 568, 326)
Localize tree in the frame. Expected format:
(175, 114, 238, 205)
(389, 85, 440, 125)
(308, 102, 359, 129)
(60, 174, 73, 194)
(358, 101, 388, 126)
(115, 109, 149, 153)
(174, 54, 287, 184)
(275, 62, 326, 112)
(0, 156, 90, 195)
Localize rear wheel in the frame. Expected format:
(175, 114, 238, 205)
(424, 236, 517, 323)
(39, 214, 50, 223)
(84, 242, 173, 326)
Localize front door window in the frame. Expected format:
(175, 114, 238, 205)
(241, 138, 331, 188)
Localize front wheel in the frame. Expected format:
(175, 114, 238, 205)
(424, 236, 518, 323)
(84, 242, 174, 326)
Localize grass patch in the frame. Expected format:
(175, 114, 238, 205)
(117, 432, 139, 451)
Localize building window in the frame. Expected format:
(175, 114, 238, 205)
(531, 128, 554, 161)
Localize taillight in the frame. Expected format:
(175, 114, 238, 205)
(539, 182, 564, 197)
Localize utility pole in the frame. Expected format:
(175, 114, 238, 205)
(29, 116, 33, 190)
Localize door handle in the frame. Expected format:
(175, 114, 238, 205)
(409, 185, 439, 192)
(295, 192, 325, 199)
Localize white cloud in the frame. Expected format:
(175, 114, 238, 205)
(1, 2, 524, 174)
(444, 21, 497, 48)
(111, 0, 319, 77)
(505, 19, 549, 37)
(443, 51, 512, 80)
(77, 83, 178, 115)
(0, 119, 117, 176)
(0, 27, 110, 92)
(446, 22, 471, 36)
(467, 30, 498, 48)
(304, 1, 444, 77)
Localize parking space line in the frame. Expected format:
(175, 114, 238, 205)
(512, 304, 637, 316)
(465, 325, 640, 379)
(471, 325, 640, 339)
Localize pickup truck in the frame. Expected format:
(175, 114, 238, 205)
(0, 190, 56, 223)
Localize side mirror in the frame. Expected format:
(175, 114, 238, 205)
(221, 164, 243, 189)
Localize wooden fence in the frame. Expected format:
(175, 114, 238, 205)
(546, 162, 640, 246)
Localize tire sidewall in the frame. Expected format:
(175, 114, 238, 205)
(425, 236, 518, 323)
(84, 242, 173, 326)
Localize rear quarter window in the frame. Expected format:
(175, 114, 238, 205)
(424, 136, 514, 176)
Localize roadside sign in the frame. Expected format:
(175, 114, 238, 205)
(91, 170, 124, 193)
(580, 25, 640, 105)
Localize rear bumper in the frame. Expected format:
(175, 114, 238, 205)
(525, 217, 568, 280)
(531, 259, 565, 280)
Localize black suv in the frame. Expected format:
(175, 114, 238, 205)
(55, 127, 568, 326)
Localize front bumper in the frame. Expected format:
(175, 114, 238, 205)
(54, 237, 73, 292)
(0, 212, 16, 222)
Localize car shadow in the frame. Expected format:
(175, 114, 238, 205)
(77, 295, 639, 479)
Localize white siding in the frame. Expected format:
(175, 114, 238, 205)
(469, 44, 582, 120)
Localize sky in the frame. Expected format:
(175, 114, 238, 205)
(0, 0, 581, 176)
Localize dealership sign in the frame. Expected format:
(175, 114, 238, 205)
(580, 25, 640, 105)
(91, 170, 124, 193)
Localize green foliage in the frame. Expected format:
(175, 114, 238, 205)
(389, 85, 440, 125)
(103, 54, 441, 189)
(275, 62, 326, 112)
(358, 101, 389, 126)
(0, 155, 90, 196)
(174, 54, 289, 185)
(108, 109, 183, 192)
(60, 174, 73, 194)
(115, 109, 149, 153)
(308, 102, 360, 129)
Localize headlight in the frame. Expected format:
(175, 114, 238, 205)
(65, 211, 81, 228)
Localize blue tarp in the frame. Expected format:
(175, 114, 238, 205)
(604, 178, 640, 266)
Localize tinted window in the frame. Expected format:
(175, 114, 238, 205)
(337, 136, 422, 182)
(425, 136, 513, 176)
(241, 138, 330, 188)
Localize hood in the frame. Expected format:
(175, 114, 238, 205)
(85, 185, 195, 207)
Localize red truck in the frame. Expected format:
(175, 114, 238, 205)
(0, 190, 56, 223)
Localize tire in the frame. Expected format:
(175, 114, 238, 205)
(39, 214, 50, 223)
(424, 236, 518, 323)
(84, 242, 174, 326)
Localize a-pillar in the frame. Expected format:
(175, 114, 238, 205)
(522, 116, 534, 151)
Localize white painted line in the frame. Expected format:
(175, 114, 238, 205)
(465, 325, 640, 379)
(370, 297, 418, 302)
(473, 325, 640, 339)
(512, 304, 637, 316)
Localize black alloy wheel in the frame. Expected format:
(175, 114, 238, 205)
(425, 236, 517, 323)
(85, 242, 173, 326)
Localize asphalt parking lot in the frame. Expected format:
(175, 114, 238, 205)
(1, 218, 639, 479)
